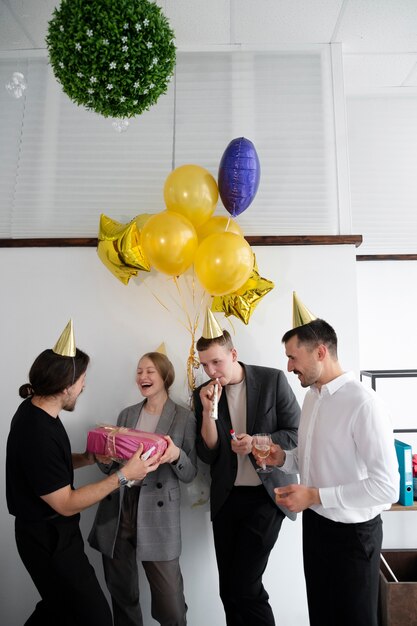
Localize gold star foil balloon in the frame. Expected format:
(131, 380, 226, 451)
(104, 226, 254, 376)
(212, 259, 274, 325)
(97, 213, 151, 285)
(97, 238, 138, 285)
(292, 292, 317, 328)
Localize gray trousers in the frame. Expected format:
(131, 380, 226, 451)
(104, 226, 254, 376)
(102, 487, 187, 626)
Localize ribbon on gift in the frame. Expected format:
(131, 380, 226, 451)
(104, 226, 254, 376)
(97, 424, 132, 459)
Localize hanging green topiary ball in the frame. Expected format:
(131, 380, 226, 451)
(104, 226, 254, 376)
(46, 0, 176, 119)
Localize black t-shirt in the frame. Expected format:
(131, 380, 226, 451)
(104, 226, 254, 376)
(6, 398, 78, 522)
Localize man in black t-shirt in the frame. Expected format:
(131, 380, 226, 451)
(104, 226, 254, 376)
(7, 399, 76, 522)
(6, 321, 158, 626)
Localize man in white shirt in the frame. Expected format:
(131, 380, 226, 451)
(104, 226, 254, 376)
(256, 318, 399, 626)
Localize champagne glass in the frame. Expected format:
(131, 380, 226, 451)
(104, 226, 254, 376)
(252, 433, 273, 473)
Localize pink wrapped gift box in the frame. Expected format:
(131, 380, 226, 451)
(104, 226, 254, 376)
(87, 425, 167, 461)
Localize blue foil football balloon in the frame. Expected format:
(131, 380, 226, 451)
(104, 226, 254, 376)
(218, 137, 261, 217)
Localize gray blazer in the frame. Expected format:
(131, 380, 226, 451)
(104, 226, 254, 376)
(88, 397, 197, 561)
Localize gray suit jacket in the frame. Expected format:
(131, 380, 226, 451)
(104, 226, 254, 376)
(88, 397, 197, 561)
(194, 363, 300, 521)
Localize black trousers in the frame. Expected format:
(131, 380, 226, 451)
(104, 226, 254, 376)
(15, 516, 112, 626)
(212, 485, 284, 626)
(302, 508, 382, 626)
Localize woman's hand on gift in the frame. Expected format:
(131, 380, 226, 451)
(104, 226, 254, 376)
(159, 435, 181, 465)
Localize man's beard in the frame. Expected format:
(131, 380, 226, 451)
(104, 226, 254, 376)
(63, 390, 82, 411)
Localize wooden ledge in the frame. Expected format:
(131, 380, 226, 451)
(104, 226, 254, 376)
(2, 236, 416, 261)
(356, 254, 417, 261)
(246, 235, 363, 247)
(0, 238, 98, 248)
(0, 235, 363, 248)
(388, 502, 417, 512)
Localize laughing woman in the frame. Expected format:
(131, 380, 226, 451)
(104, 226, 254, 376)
(89, 352, 197, 626)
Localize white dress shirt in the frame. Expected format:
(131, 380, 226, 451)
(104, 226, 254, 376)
(281, 371, 399, 522)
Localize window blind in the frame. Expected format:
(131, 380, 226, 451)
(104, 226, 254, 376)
(347, 95, 417, 254)
(0, 50, 339, 238)
(175, 51, 339, 235)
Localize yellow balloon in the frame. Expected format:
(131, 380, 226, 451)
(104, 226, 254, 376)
(194, 232, 254, 296)
(141, 211, 198, 276)
(196, 215, 243, 242)
(164, 164, 218, 228)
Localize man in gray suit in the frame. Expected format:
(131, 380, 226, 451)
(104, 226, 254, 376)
(193, 311, 300, 626)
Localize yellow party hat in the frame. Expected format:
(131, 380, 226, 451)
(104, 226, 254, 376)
(155, 342, 167, 355)
(52, 319, 76, 357)
(293, 292, 317, 328)
(202, 308, 223, 339)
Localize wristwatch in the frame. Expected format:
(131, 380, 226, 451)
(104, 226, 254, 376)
(116, 470, 129, 487)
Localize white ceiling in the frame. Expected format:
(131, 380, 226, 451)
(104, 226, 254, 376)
(1, 0, 417, 95)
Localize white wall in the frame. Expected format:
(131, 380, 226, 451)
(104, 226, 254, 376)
(0, 243, 359, 626)
(356, 260, 417, 552)
(356, 260, 417, 370)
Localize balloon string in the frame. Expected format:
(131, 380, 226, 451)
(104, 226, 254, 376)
(190, 266, 197, 308)
(173, 275, 194, 334)
(187, 332, 200, 399)
(187, 291, 213, 398)
(182, 270, 198, 330)
(172, 274, 204, 397)
(226, 315, 236, 335)
(225, 217, 231, 232)
(175, 271, 209, 338)
(194, 289, 210, 334)
(140, 278, 170, 312)
(141, 272, 209, 396)
(141, 278, 191, 333)
(160, 272, 194, 325)
(182, 267, 208, 334)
